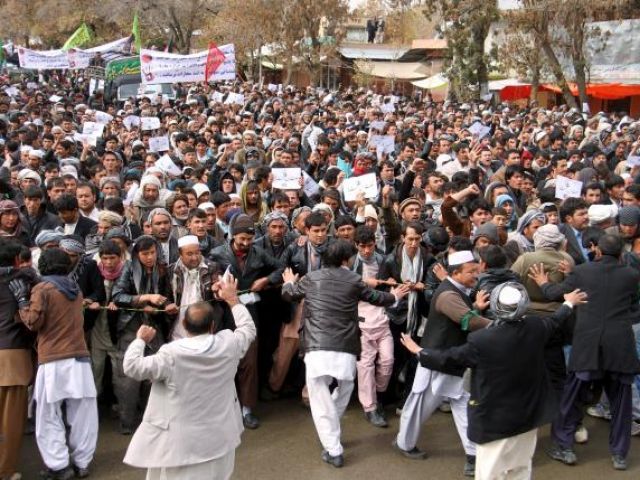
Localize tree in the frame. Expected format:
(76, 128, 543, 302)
(423, 0, 499, 101)
(214, 0, 349, 86)
(503, 0, 628, 111)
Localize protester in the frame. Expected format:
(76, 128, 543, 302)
(282, 240, 409, 467)
(3, 62, 640, 478)
(16, 248, 98, 480)
(400, 282, 587, 480)
(122, 274, 255, 480)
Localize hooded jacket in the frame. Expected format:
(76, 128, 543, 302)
(21, 277, 88, 364)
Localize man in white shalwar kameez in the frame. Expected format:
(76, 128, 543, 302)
(394, 250, 492, 477)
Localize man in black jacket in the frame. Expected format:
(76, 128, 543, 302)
(54, 193, 97, 239)
(282, 240, 408, 468)
(208, 213, 282, 430)
(20, 186, 61, 244)
(530, 234, 640, 470)
(400, 282, 586, 480)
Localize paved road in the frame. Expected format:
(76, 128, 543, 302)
(19, 398, 640, 479)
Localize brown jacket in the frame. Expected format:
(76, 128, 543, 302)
(22, 282, 88, 364)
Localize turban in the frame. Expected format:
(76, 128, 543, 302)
(35, 229, 63, 248)
(60, 236, 86, 254)
(291, 206, 311, 226)
(490, 282, 530, 322)
(98, 210, 124, 227)
(18, 169, 42, 185)
(262, 211, 289, 232)
(140, 175, 162, 190)
(147, 208, 172, 224)
(533, 224, 566, 250)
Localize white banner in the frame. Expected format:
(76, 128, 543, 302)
(18, 47, 69, 70)
(19, 37, 131, 70)
(139, 44, 236, 84)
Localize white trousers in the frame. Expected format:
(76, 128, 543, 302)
(396, 373, 475, 455)
(145, 450, 235, 480)
(35, 395, 98, 470)
(476, 429, 537, 480)
(306, 374, 354, 457)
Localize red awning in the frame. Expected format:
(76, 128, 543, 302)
(499, 85, 532, 101)
(539, 83, 640, 100)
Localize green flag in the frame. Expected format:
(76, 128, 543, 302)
(132, 12, 142, 53)
(0, 40, 5, 65)
(62, 23, 92, 50)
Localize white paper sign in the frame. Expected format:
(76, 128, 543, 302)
(380, 102, 395, 114)
(26, 82, 37, 90)
(342, 173, 378, 201)
(211, 91, 224, 103)
(123, 115, 141, 130)
(555, 176, 583, 200)
(148, 136, 170, 153)
(73, 132, 98, 147)
(94, 111, 113, 124)
(272, 168, 302, 190)
(156, 154, 182, 176)
(469, 121, 492, 139)
(82, 121, 104, 137)
(48, 95, 63, 103)
(140, 116, 161, 131)
(139, 44, 236, 84)
(267, 84, 278, 93)
(234, 94, 245, 106)
(4, 86, 19, 97)
(301, 171, 320, 198)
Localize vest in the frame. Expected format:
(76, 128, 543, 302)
(421, 279, 472, 376)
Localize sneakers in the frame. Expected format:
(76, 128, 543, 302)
(611, 455, 627, 470)
(392, 440, 427, 459)
(632, 421, 640, 436)
(574, 425, 589, 444)
(364, 409, 388, 428)
(438, 402, 452, 413)
(547, 444, 577, 465)
(242, 412, 260, 430)
(586, 403, 611, 420)
(463, 455, 476, 477)
(321, 450, 344, 468)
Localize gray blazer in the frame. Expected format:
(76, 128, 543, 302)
(122, 304, 256, 468)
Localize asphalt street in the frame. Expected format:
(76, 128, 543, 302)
(19, 398, 640, 479)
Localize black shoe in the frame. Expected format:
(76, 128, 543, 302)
(40, 467, 74, 480)
(392, 440, 427, 459)
(73, 465, 90, 478)
(365, 410, 388, 428)
(547, 444, 577, 465)
(463, 455, 476, 477)
(243, 412, 260, 429)
(321, 450, 344, 468)
(259, 386, 280, 402)
(611, 455, 627, 470)
(119, 424, 134, 436)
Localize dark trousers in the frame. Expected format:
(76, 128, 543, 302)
(552, 372, 632, 456)
(236, 339, 258, 409)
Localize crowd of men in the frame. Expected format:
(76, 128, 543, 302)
(1, 71, 640, 480)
